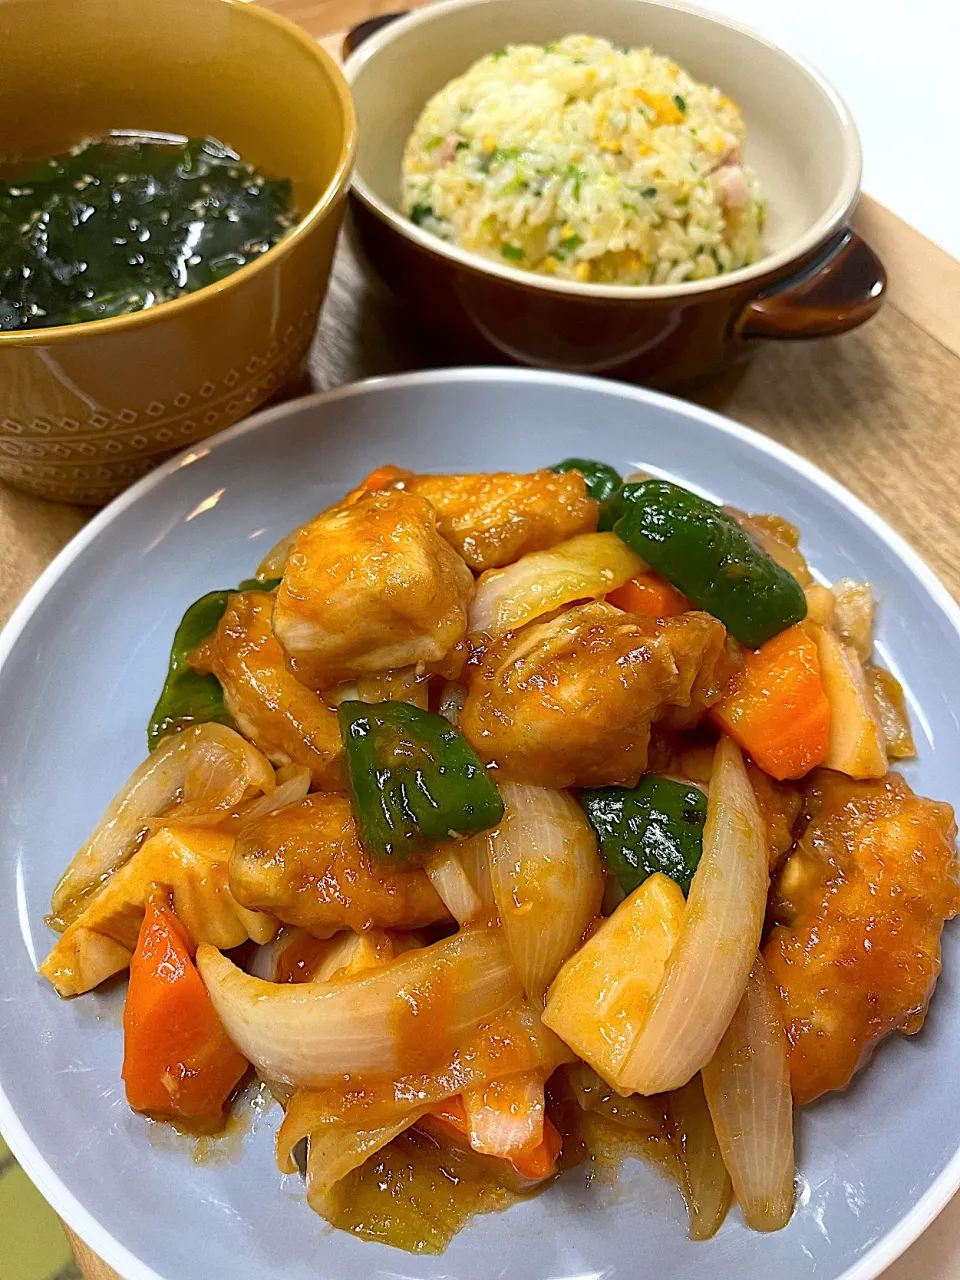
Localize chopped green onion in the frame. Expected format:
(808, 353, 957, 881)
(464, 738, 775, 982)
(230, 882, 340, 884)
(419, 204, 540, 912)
(544, 42, 558, 52)
(501, 243, 524, 262)
(565, 164, 585, 200)
(424, 137, 442, 152)
(641, 186, 657, 198)
(555, 233, 583, 258)
(455, 139, 469, 152)
(490, 47, 507, 59)
(673, 94, 687, 113)
(410, 203, 434, 226)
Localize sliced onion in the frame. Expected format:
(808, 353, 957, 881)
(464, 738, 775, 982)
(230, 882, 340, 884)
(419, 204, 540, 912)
(198, 924, 523, 1086)
(618, 736, 768, 1094)
(275, 999, 571, 1155)
(489, 784, 604, 1003)
(454, 831, 495, 909)
(40, 826, 276, 997)
(669, 1074, 732, 1240)
(831, 578, 874, 662)
(438, 681, 466, 726)
(229, 765, 311, 828)
(305, 1108, 431, 1217)
(161, 728, 275, 827)
(248, 927, 307, 981)
(812, 623, 887, 779)
(469, 532, 645, 638)
(733, 511, 813, 587)
(702, 955, 795, 1232)
(49, 723, 274, 929)
(865, 664, 916, 760)
(566, 1061, 664, 1137)
(425, 849, 483, 924)
(462, 1071, 544, 1158)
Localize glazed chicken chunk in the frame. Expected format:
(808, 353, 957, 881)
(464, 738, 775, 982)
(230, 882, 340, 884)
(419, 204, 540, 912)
(272, 490, 475, 690)
(190, 591, 343, 789)
(229, 794, 451, 936)
(368, 469, 598, 571)
(460, 601, 728, 788)
(764, 769, 960, 1105)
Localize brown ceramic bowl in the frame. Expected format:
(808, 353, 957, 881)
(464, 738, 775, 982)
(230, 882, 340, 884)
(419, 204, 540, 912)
(0, 0, 355, 504)
(344, 0, 885, 388)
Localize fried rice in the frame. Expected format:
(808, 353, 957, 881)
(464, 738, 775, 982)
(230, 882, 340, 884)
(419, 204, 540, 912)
(401, 34, 766, 286)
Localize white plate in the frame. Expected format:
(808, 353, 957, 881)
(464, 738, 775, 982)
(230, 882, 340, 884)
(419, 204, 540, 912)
(2, 369, 959, 1280)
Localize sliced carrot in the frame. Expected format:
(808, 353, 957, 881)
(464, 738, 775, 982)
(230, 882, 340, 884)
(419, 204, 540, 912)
(607, 571, 691, 618)
(511, 1116, 562, 1180)
(430, 1095, 470, 1139)
(710, 623, 830, 781)
(426, 1095, 561, 1181)
(359, 464, 411, 491)
(122, 895, 247, 1129)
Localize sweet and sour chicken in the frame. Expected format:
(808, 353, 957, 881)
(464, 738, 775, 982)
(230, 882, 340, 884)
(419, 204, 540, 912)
(765, 769, 960, 1105)
(461, 602, 730, 788)
(230, 794, 451, 936)
(191, 591, 343, 789)
(41, 459, 958, 1254)
(272, 489, 475, 689)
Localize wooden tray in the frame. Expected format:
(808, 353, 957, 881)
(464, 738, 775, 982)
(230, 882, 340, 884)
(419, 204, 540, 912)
(2, 3, 957, 1276)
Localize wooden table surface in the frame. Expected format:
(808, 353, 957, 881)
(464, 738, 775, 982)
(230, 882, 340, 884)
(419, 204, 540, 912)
(2, 1, 956, 1276)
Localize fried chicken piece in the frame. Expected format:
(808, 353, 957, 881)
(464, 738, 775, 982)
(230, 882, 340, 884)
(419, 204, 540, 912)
(272, 490, 474, 689)
(764, 769, 959, 1105)
(191, 591, 343, 790)
(395, 470, 598, 571)
(460, 602, 727, 788)
(229, 794, 451, 937)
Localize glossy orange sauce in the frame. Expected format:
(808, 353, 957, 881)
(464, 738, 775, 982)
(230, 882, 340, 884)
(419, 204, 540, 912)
(392, 960, 457, 1075)
(322, 1067, 681, 1253)
(329, 1124, 518, 1252)
(275, 933, 331, 984)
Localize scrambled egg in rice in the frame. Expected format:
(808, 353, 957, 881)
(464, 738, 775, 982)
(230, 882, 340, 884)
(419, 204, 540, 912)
(401, 35, 765, 286)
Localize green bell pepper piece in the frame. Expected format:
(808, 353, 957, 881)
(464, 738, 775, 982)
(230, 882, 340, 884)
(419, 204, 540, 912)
(337, 699, 505, 861)
(146, 577, 280, 749)
(613, 479, 807, 648)
(579, 776, 707, 896)
(551, 457, 624, 532)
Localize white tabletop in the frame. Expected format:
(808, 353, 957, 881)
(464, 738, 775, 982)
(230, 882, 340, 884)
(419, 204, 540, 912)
(704, 0, 958, 258)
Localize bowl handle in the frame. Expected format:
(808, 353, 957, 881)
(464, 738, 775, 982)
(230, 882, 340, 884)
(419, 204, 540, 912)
(343, 10, 409, 58)
(736, 227, 886, 341)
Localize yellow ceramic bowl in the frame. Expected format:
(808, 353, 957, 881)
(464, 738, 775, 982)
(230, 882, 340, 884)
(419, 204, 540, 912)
(0, 0, 355, 504)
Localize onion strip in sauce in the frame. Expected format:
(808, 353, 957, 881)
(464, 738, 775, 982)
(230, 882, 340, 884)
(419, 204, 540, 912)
(615, 737, 768, 1094)
(198, 924, 522, 1087)
(702, 955, 795, 1232)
